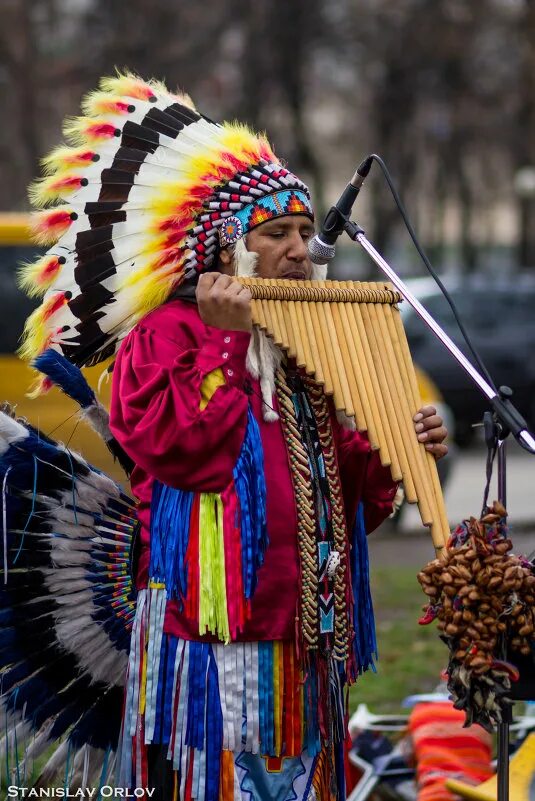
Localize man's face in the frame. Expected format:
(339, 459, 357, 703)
(245, 214, 315, 280)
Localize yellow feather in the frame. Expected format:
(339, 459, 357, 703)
(41, 145, 98, 176)
(63, 116, 116, 145)
(29, 209, 73, 246)
(81, 90, 121, 117)
(18, 308, 49, 362)
(17, 256, 61, 298)
(99, 71, 158, 101)
(28, 175, 73, 208)
(26, 373, 49, 399)
(62, 116, 88, 146)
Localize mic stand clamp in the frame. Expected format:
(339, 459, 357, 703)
(342, 217, 535, 801)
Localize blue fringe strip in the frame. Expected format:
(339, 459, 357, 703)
(232, 407, 268, 599)
(351, 503, 377, 673)
(303, 660, 321, 757)
(258, 641, 275, 756)
(186, 642, 209, 750)
(149, 480, 194, 604)
(205, 648, 223, 801)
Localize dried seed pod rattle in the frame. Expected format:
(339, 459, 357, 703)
(418, 501, 535, 731)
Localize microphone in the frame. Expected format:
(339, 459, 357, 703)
(308, 155, 373, 264)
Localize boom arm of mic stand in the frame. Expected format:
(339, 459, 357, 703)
(343, 220, 535, 454)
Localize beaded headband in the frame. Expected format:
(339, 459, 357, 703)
(218, 189, 314, 247)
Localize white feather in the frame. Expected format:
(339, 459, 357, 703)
(0, 412, 29, 454)
(81, 403, 112, 441)
(51, 550, 91, 566)
(34, 739, 69, 787)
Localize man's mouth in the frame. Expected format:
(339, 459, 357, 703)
(281, 270, 307, 280)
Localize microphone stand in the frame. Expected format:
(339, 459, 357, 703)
(341, 218, 535, 801)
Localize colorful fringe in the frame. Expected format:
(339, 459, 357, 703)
(148, 408, 267, 642)
(118, 588, 347, 800)
(350, 503, 377, 675)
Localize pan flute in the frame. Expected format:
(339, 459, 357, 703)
(237, 277, 450, 550)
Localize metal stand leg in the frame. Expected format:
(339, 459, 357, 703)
(496, 436, 510, 801)
(497, 704, 513, 801)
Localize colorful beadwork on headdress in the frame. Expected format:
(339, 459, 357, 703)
(18, 72, 313, 370)
(218, 189, 313, 247)
(219, 216, 244, 247)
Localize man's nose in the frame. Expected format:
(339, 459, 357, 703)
(287, 232, 308, 261)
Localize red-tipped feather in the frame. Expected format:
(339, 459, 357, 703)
(85, 122, 120, 140)
(43, 291, 70, 321)
(31, 209, 75, 245)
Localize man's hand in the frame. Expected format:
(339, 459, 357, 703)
(196, 273, 252, 332)
(413, 405, 448, 460)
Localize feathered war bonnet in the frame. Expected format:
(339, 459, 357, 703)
(19, 72, 314, 371)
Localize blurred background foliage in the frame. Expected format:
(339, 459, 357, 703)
(1, 0, 535, 274)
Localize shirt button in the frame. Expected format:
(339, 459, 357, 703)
(222, 352, 229, 359)
(224, 336, 231, 344)
(227, 368, 234, 377)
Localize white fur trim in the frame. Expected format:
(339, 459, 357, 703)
(311, 263, 328, 280)
(234, 236, 259, 277)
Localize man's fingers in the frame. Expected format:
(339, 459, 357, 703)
(417, 425, 447, 443)
(425, 442, 449, 460)
(196, 271, 221, 300)
(415, 414, 443, 432)
(224, 280, 249, 298)
(413, 405, 436, 422)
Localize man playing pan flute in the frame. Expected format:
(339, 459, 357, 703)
(18, 73, 447, 800)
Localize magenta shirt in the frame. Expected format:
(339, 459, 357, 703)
(109, 299, 398, 641)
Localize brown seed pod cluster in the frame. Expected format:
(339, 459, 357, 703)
(417, 501, 535, 729)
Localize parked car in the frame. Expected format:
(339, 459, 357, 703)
(401, 275, 535, 446)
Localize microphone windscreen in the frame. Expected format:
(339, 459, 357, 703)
(308, 236, 336, 264)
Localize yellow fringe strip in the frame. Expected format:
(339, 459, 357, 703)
(199, 494, 230, 644)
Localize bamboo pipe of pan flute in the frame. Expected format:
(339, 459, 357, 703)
(292, 281, 316, 373)
(364, 284, 437, 528)
(338, 281, 378, 443)
(387, 301, 450, 548)
(282, 289, 308, 371)
(358, 281, 425, 511)
(328, 289, 361, 422)
(321, 281, 355, 417)
(345, 284, 399, 475)
(302, 281, 334, 395)
(341, 281, 393, 467)
(333, 293, 368, 435)
(314, 292, 346, 404)
(301, 280, 326, 386)
(281, 297, 297, 360)
(266, 279, 288, 349)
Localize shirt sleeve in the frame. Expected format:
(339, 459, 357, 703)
(334, 422, 399, 534)
(109, 320, 251, 492)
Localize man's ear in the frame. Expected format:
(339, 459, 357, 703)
(217, 247, 234, 275)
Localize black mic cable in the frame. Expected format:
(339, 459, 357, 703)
(365, 154, 496, 392)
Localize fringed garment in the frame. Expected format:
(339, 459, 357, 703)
(110, 301, 396, 801)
